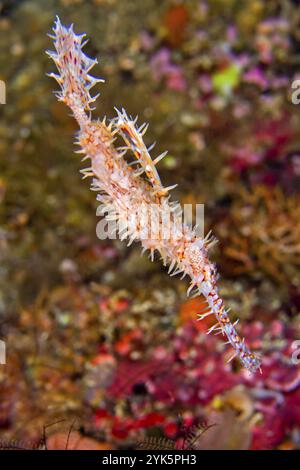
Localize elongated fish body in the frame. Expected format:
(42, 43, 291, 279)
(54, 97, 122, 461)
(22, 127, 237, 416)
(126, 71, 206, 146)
(47, 17, 261, 373)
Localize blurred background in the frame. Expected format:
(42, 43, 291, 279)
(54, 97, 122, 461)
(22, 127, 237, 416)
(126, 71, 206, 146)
(0, 0, 300, 450)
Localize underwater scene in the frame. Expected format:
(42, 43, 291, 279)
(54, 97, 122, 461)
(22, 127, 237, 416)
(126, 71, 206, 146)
(0, 0, 300, 451)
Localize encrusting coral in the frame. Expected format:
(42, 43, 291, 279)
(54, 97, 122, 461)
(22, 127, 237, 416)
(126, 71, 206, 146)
(46, 17, 261, 373)
(217, 185, 300, 284)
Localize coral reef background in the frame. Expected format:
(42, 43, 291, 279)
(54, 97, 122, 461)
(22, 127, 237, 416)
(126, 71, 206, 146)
(0, 0, 300, 449)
